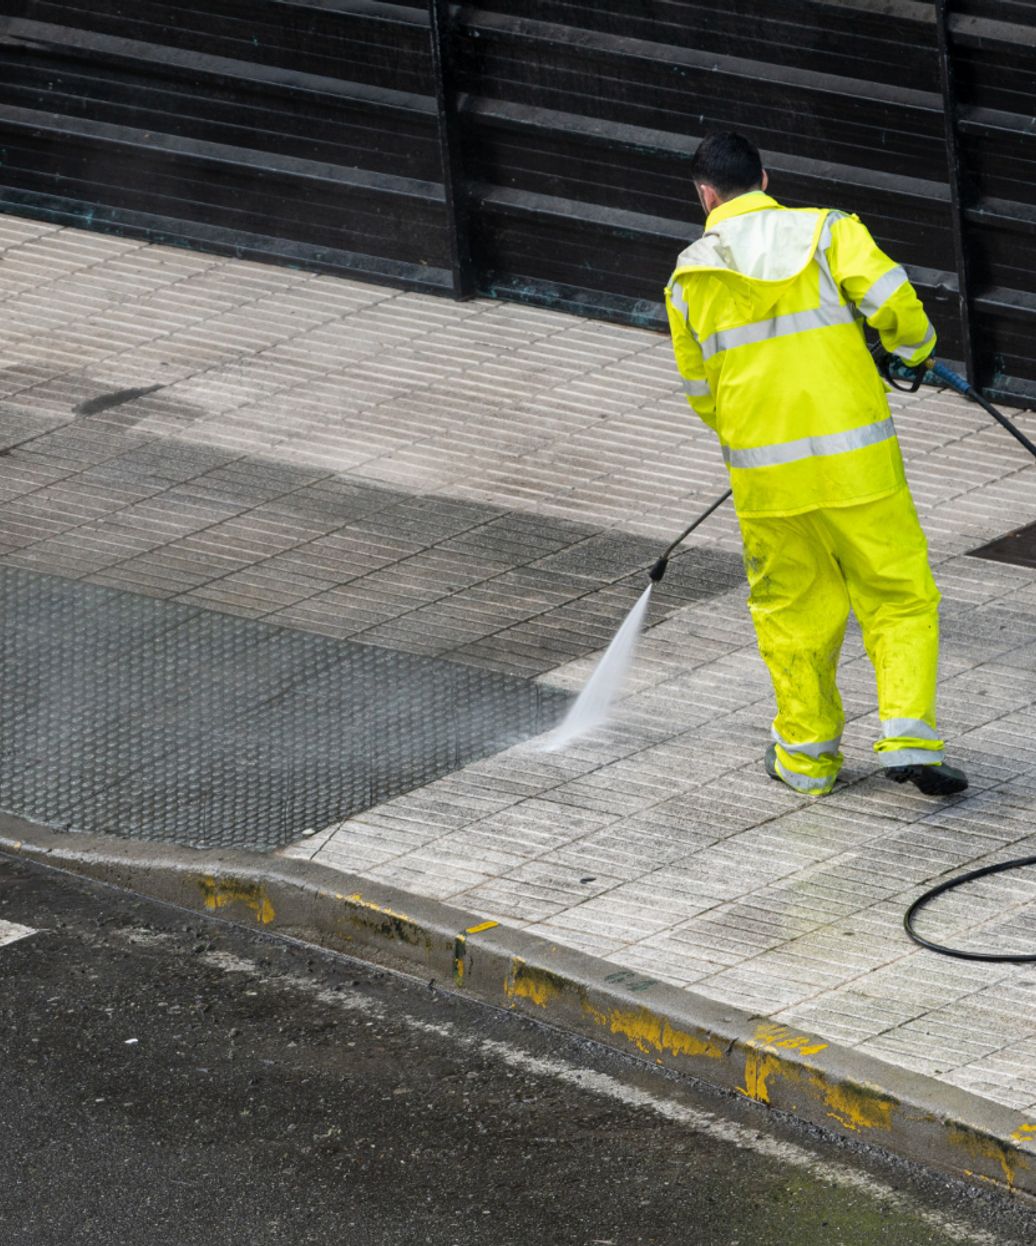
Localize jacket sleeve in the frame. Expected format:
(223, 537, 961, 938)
(827, 214, 936, 366)
(665, 275, 717, 430)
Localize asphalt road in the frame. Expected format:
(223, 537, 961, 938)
(0, 853, 1033, 1246)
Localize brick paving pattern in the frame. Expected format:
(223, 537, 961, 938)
(3, 214, 1036, 1113)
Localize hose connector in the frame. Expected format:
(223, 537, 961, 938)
(648, 556, 669, 583)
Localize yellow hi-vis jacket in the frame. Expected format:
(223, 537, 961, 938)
(665, 191, 936, 517)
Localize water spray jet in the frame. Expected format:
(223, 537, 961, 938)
(542, 487, 732, 750)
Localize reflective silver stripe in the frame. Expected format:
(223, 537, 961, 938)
(772, 728, 841, 760)
(723, 415, 895, 470)
(882, 718, 940, 742)
(878, 747, 945, 767)
(817, 210, 847, 252)
(892, 322, 936, 361)
(699, 303, 857, 361)
(857, 266, 908, 319)
(775, 758, 833, 794)
(682, 377, 711, 397)
(816, 213, 848, 307)
(668, 280, 688, 318)
(815, 246, 842, 308)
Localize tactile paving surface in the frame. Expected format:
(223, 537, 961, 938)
(0, 568, 569, 851)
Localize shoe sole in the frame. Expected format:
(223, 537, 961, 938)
(885, 765, 968, 796)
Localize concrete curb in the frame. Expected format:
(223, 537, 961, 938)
(3, 813, 1035, 1200)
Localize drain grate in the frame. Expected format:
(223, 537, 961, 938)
(0, 568, 569, 851)
(969, 521, 1036, 569)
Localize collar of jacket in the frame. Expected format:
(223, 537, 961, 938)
(705, 190, 782, 230)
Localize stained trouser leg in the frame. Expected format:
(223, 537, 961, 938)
(823, 488, 943, 767)
(739, 510, 849, 795)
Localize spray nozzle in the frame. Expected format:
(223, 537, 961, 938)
(648, 556, 668, 583)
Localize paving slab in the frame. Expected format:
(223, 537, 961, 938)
(2, 213, 1036, 1184)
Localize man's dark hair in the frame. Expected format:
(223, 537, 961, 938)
(689, 133, 763, 198)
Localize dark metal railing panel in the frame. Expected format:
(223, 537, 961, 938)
(934, 0, 978, 385)
(943, 1, 1036, 395)
(0, 107, 450, 267)
(4, 1, 434, 90)
(428, 0, 475, 297)
(454, 11, 945, 181)
(0, 0, 1033, 404)
(468, 0, 941, 92)
(0, 1, 451, 291)
(0, 23, 441, 178)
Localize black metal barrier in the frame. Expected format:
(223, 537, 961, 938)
(0, 1, 1033, 404)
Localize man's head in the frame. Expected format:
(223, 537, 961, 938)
(689, 132, 768, 217)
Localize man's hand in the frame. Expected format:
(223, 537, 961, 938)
(876, 350, 932, 393)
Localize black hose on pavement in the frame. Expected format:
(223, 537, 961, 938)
(904, 359, 1036, 960)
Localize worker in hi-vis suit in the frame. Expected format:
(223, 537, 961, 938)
(665, 132, 967, 798)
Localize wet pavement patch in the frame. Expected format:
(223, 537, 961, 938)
(73, 384, 165, 417)
(0, 568, 569, 851)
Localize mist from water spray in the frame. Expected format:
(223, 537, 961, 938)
(541, 584, 654, 751)
(539, 489, 731, 751)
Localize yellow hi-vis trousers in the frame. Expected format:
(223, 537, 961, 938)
(739, 486, 942, 796)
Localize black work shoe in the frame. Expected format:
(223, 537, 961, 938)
(764, 743, 780, 781)
(884, 762, 968, 796)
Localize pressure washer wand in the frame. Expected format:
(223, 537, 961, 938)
(645, 360, 1032, 584)
(648, 488, 733, 583)
(926, 360, 1036, 460)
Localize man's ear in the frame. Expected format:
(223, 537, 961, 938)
(696, 182, 720, 215)
(761, 169, 769, 192)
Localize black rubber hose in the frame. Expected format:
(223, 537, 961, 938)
(901, 361, 1036, 959)
(928, 360, 1036, 460)
(903, 856, 1036, 962)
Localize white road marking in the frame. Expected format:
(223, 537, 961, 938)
(0, 919, 36, 948)
(472, 1040, 1004, 1246)
(365, 1013, 1005, 1244)
(195, 944, 1003, 1245)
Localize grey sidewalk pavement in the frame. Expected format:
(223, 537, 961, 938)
(3, 213, 1036, 1147)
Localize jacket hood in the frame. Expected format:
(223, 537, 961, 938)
(672, 194, 828, 316)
